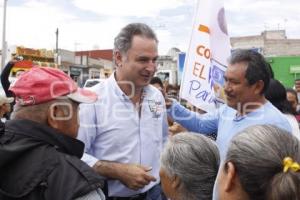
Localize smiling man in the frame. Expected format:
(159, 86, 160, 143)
(78, 23, 168, 200)
(167, 49, 292, 199)
(167, 49, 291, 160)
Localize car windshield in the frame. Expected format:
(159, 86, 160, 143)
(85, 80, 100, 87)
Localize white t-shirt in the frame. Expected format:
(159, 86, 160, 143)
(284, 114, 300, 140)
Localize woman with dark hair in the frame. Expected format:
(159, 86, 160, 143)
(286, 88, 298, 113)
(265, 79, 300, 139)
(218, 125, 300, 200)
(286, 88, 300, 123)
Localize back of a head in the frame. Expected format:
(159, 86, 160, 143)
(114, 23, 158, 55)
(161, 132, 220, 200)
(150, 76, 164, 89)
(229, 49, 271, 94)
(265, 79, 294, 114)
(226, 125, 300, 200)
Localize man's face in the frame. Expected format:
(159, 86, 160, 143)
(116, 35, 158, 89)
(287, 91, 298, 112)
(224, 62, 260, 111)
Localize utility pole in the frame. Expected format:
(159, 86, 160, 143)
(55, 28, 59, 66)
(1, 0, 8, 71)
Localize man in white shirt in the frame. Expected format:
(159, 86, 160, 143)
(78, 23, 168, 200)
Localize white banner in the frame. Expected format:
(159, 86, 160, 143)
(179, 0, 231, 112)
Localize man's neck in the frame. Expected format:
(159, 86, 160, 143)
(115, 72, 143, 104)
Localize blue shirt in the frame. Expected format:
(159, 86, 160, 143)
(167, 101, 292, 160)
(78, 74, 168, 197)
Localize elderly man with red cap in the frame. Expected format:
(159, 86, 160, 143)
(0, 67, 105, 200)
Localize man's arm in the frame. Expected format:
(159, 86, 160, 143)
(1, 61, 15, 97)
(78, 103, 156, 191)
(93, 161, 156, 191)
(167, 100, 219, 134)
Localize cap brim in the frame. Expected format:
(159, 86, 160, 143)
(5, 97, 14, 104)
(67, 88, 97, 103)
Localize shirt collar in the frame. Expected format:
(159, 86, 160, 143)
(108, 72, 149, 101)
(233, 101, 270, 122)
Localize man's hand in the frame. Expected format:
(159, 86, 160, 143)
(118, 164, 156, 190)
(93, 161, 156, 190)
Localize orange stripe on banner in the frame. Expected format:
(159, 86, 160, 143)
(198, 24, 210, 34)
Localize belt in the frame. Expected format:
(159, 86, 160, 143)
(107, 192, 147, 200)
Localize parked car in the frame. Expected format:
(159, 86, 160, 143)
(0, 84, 5, 96)
(83, 78, 105, 88)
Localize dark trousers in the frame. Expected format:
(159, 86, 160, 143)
(106, 184, 167, 200)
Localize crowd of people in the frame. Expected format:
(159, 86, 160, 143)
(0, 22, 300, 200)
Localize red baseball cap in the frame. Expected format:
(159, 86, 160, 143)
(9, 67, 97, 106)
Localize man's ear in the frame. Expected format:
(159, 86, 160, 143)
(114, 51, 123, 67)
(47, 104, 59, 129)
(171, 175, 181, 190)
(224, 161, 237, 192)
(254, 80, 264, 95)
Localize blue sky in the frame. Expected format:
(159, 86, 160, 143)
(1, 0, 300, 54)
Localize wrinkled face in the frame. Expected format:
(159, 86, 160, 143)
(287, 91, 298, 112)
(116, 35, 158, 89)
(224, 62, 260, 111)
(159, 167, 175, 199)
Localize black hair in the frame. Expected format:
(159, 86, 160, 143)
(150, 76, 164, 89)
(265, 79, 295, 115)
(229, 49, 271, 94)
(286, 88, 298, 103)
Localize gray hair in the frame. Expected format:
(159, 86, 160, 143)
(160, 132, 220, 200)
(225, 125, 300, 200)
(11, 99, 75, 124)
(114, 23, 158, 56)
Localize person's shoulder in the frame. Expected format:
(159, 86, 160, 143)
(89, 80, 107, 92)
(263, 102, 293, 131)
(147, 84, 161, 93)
(264, 101, 287, 117)
(145, 84, 164, 99)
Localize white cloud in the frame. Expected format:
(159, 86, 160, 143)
(72, 0, 186, 17)
(4, 0, 77, 50)
(1, 0, 300, 55)
(225, 0, 300, 38)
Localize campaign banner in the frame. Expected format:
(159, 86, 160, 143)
(179, 0, 231, 112)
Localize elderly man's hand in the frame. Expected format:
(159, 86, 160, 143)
(118, 164, 156, 190)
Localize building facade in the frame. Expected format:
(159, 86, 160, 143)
(231, 30, 300, 87)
